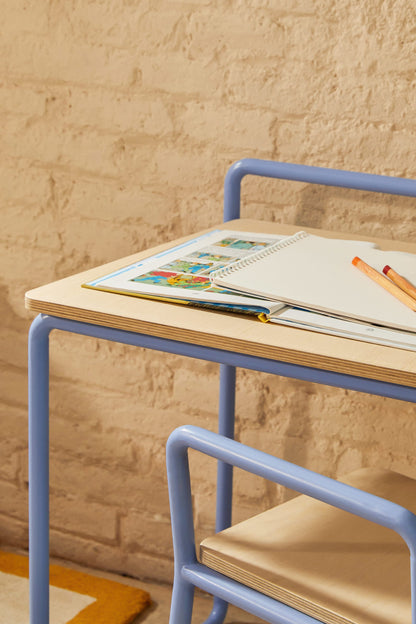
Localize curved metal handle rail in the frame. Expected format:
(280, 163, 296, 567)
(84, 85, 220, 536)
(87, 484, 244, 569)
(224, 158, 416, 221)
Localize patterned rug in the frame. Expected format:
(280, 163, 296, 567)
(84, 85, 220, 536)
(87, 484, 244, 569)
(0, 550, 151, 624)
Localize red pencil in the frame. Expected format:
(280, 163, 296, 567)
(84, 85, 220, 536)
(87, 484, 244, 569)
(383, 265, 416, 303)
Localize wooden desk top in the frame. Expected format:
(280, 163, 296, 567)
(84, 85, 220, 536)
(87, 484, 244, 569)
(25, 219, 416, 389)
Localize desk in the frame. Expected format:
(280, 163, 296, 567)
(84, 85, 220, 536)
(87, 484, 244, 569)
(25, 160, 416, 624)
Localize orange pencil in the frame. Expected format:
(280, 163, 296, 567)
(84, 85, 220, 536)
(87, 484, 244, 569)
(352, 256, 416, 312)
(382, 265, 416, 302)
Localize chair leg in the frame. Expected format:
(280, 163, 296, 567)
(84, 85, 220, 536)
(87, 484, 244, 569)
(169, 575, 195, 624)
(202, 596, 229, 624)
(202, 363, 235, 624)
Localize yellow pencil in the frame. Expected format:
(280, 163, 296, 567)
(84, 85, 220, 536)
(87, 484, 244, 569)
(383, 264, 416, 302)
(352, 256, 416, 312)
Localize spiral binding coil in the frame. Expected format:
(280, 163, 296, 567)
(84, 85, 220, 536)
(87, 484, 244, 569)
(210, 231, 309, 282)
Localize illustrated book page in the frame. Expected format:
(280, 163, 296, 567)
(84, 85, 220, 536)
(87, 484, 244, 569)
(83, 229, 288, 316)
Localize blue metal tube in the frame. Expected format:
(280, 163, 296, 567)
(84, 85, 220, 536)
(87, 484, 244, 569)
(28, 315, 54, 624)
(182, 564, 321, 624)
(224, 158, 416, 221)
(206, 364, 237, 624)
(166, 431, 196, 624)
(216, 363, 236, 531)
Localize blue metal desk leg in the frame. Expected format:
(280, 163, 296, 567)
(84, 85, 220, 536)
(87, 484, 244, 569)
(28, 315, 52, 624)
(27, 315, 236, 624)
(203, 363, 236, 624)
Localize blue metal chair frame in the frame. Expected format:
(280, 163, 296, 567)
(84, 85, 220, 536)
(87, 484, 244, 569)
(166, 425, 416, 624)
(28, 159, 416, 624)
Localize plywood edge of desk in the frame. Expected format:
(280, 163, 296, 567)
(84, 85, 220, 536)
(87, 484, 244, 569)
(25, 292, 416, 390)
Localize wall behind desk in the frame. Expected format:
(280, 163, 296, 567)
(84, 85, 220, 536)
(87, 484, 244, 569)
(1, 0, 416, 583)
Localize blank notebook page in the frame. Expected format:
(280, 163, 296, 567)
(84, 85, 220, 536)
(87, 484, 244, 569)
(211, 232, 416, 333)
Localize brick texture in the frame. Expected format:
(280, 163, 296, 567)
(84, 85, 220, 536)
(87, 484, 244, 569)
(1, 0, 416, 584)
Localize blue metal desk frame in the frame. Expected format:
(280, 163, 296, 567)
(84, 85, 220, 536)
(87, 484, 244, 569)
(28, 159, 416, 624)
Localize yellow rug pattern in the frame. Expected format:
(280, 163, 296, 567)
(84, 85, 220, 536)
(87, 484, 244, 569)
(0, 550, 151, 624)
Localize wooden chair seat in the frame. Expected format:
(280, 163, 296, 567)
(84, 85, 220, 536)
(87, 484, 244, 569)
(200, 468, 416, 624)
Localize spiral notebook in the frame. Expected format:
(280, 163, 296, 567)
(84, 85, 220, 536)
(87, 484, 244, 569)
(210, 231, 416, 333)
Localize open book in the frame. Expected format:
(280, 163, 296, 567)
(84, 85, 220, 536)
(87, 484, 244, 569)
(83, 229, 288, 317)
(83, 228, 416, 351)
(210, 231, 416, 334)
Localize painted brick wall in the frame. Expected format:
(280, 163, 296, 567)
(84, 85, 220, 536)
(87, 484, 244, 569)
(1, 0, 416, 582)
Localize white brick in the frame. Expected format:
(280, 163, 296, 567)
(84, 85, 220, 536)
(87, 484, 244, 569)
(50, 496, 118, 542)
(120, 511, 173, 559)
(49, 529, 174, 583)
(0, 514, 28, 549)
(180, 102, 275, 152)
(0, 481, 27, 520)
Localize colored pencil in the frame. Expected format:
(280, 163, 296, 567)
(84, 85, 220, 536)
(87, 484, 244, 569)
(352, 256, 416, 312)
(383, 265, 416, 302)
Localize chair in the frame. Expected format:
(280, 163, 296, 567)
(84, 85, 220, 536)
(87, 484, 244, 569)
(166, 425, 416, 624)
